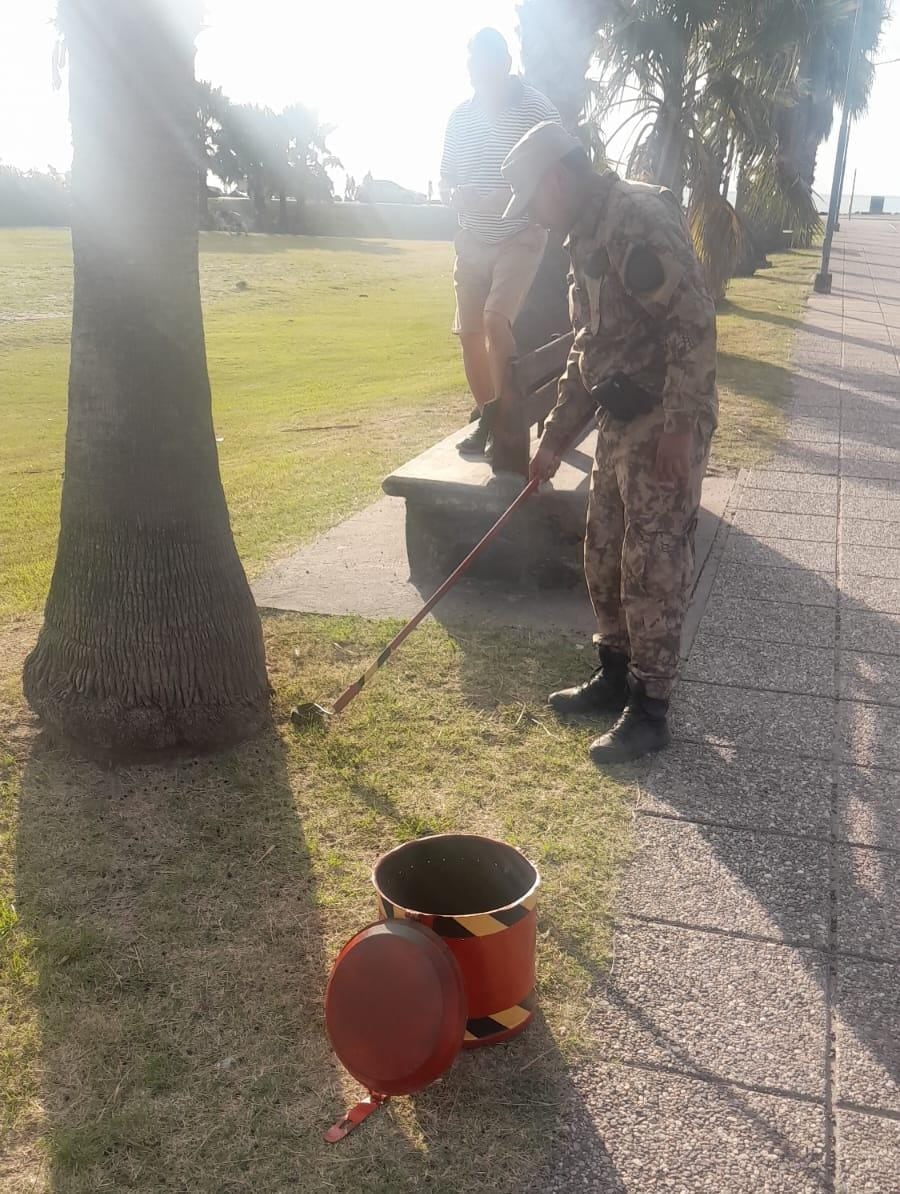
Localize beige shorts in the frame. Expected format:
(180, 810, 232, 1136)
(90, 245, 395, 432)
(452, 225, 547, 336)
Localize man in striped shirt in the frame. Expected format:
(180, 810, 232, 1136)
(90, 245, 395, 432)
(440, 28, 559, 460)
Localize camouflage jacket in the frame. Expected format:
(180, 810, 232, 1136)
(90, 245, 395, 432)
(542, 172, 718, 453)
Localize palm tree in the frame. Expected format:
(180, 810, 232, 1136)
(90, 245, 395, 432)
(24, 0, 270, 756)
(776, 0, 886, 201)
(217, 102, 338, 232)
(517, 0, 611, 129)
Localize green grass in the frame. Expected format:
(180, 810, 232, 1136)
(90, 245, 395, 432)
(0, 230, 467, 620)
(0, 614, 634, 1193)
(713, 250, 818, 472)
(0, 229, 814, 621)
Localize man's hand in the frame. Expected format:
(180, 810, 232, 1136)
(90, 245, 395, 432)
(530, 441, 562, 484)
(655, 430, 692, 485)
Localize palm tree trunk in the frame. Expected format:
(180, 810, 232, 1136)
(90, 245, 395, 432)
(199, 163, 211, 228)
(252, 173, 268, 232)
(517, 0, 604, 127)
(655, 108, 686, 195)
(24, 0, 269, 757)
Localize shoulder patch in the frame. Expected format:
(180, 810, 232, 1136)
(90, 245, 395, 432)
(623, 245, 665, 293)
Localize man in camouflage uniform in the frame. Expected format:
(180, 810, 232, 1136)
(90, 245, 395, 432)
(501, 122, 717, 763)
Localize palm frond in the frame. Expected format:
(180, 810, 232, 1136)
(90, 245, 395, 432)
(740, 154, 821, 247)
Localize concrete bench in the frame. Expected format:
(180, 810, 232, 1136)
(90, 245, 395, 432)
(382, 332, 599, 588)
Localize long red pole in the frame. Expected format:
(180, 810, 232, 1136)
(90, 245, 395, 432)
(330, 474, 541, 713)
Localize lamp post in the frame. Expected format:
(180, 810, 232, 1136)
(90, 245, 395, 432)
(814, 0, 863, 294)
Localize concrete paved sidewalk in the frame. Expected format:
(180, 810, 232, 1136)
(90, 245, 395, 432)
(545, 222, 900, 1192)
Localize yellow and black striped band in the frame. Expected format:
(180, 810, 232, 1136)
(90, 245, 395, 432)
(377, 892, 537, 938)
(464, 991, 536, 1041)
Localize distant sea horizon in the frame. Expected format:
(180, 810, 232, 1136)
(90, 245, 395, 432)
(724, 190, 900, 215)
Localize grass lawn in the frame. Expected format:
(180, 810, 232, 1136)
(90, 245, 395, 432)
(0, 228, 814, 1191)
(0, 229, 815, 620)
(1, 614, 632, 1192)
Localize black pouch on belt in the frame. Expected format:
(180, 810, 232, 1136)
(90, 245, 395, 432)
(591, 372, 662, 422)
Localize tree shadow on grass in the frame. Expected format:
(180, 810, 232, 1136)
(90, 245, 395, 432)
(716, 351, 797, 410)
(12, 728, 423, 1192)
(13, 706, 624, 1193)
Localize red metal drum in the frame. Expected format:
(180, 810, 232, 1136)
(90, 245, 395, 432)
(373, 833, 540, 1048)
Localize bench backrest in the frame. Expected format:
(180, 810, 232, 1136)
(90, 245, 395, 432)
(510, 332, 574, 430)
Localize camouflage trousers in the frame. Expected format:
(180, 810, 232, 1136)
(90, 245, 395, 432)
(585, 406, 715, 701)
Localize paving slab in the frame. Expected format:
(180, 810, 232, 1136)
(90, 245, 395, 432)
(842, 418, 900, 441)
(764, 444, 840, 475)
(785, 402, 841, 421)
(842, 439, 900, 466)
(839, 700, 900, 770)
(723, 533, 837, 571)
(834, 958, 900, 1114)
(738, 488, 839, 516)
(697, 596, 835, 648)
(839, 650, 900, 706)
(544, 1063, 826, 1194)
(592, 922, 826, 1096)
(684, 635, 834, 696)
(841, 518, 900, 549)
(673, 681, 835, 758)
(742, 470, 839, 494)
(840, 609, 900, 655)
(836, 1111, 900, 1194)
(621, 817, 827, 945)
(836, 846, 900, 959)
(639, 741, 832, 836)
(840, 544, 900, 578)
(841, 456, 900, 481)
(712, 564, 837, 607)
(731, 510, 838, 542)
(841, 494, 900, 520)
(841, 475, 900, 501)
(836, 764, 900, 847)
(842, 413, 900, 433)
(784, 419, 840, 443)
(840, 574, 900, 614)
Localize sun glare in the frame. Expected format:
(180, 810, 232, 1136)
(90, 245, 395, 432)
(196, 0, 521, 191)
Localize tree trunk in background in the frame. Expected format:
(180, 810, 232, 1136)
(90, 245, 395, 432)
(515, 0, 604, 348)
(198, 164, 211, 229)
(517, 0, 605, 128)
(654, 108, 687, 196)
(24, 0, 269, 757)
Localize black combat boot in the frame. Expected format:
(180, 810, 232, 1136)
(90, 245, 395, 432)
(548, 645, 630, 716)
(457, 401, 497, 458)
(589, 673, 671, 764)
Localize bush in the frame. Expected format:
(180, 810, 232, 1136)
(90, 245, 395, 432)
(0, 166, 71, 227)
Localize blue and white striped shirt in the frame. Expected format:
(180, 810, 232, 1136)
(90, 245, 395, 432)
(440, 78, 560, 244)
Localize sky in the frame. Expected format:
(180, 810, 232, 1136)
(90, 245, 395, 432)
(1, 0, 899, 201)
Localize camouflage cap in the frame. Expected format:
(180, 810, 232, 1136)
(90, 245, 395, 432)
(501, 120, 581, 219)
